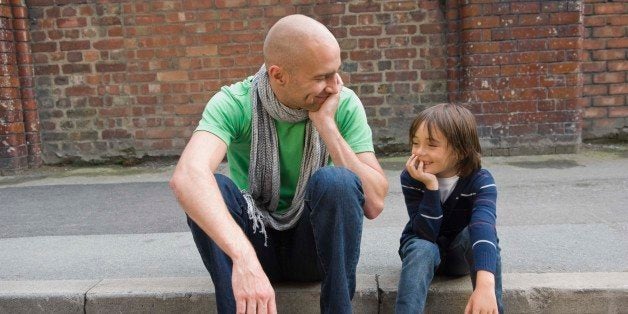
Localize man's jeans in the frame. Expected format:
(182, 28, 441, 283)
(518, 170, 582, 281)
(395, 228, 504, 314)
(187, 167, 365, 314)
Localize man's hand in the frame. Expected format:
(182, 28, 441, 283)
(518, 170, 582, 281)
(232, 254, 277, 314)
(464, 271, 498, 314)
(406, 154, 438, 190)
(308, 74, 343, 124)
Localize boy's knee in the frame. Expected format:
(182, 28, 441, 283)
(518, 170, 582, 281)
(403, 238, 440, 264)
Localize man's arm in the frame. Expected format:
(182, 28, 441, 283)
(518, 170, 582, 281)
(169, 131, 276, 313)
(308, 76, 388, 219)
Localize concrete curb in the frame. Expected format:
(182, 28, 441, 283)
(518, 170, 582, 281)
(1, 272, 626, 313)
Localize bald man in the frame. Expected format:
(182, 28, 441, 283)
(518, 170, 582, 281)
(170, 14, 388, 314)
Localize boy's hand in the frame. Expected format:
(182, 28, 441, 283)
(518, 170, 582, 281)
(406, 154, 438, 190)
(464, 271, 498, 314)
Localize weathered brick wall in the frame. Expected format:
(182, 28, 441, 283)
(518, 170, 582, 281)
(447, 0, 584, 155)
(27, 0, 448, 163)
(582, 1, 627, 140)
(0, 0, 621, 171)
(0, 0, 41, 175)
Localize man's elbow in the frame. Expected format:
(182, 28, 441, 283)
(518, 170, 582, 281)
(364, 199, 384, 220)
(169, 165, 191, 199)
(169, 171, 184, 198)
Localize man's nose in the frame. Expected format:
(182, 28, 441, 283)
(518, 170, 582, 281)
(325, 75, 340, 94)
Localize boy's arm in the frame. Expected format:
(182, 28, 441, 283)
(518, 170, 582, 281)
(465, 271, 498, 314)
(466, 170, 500, 313)
(400, 170, 443, 242)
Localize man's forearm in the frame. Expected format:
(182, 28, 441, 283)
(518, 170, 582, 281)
(313, 118, 388, 218)
(170, 163, 255, 261)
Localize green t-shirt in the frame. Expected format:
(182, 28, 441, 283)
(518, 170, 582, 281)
(196, 76, 374, 214)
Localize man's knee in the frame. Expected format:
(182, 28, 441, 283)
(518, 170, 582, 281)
(307, 166, 363, 203)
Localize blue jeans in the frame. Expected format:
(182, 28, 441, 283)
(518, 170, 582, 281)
(187, 167, 365, 314)
(395, 228, 504, 314)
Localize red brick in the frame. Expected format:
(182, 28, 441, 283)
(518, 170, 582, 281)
(385, 71, 417, 82)
(594, 3, 624, 15)
(584, 15, 606, 27)
(583, 85, 608, 96)
(609, 107, 628, 117)
(550, 62, 579, 74)
(517, 39, 547, 51)
(608, 16, 628, 26)
(462, 16, 501, 30)
(592, 26, 625, 38)
(93, 39, 124, 50)
(349, 50, 381, 61)
(609, 84, 628, 95)
(351, 73, 382, 83)
(593, 72, 624, 84)
(549, 87, 578, 99)
(518, 14, 549, 26)
(511, 2, 540, 14)
(550, 12, 581, 25)
(549, 38, 580, 50)
(419, 23, 443, 34)
(582, 61, 606, 73)
(96, 63, 126, 72)
(60, 40, 90, 51)
(593, 96, 624, 107)
(56, 17, 87, 28)
(348, 2, 381, 13)
(350, 26, 382, 36)
(31, 42, 56, 53)
(384, 48, 416, 59)
(463, 42, 499, 54)
(218, 44, 249, 56)
(34, 65, 59, 75)
(383, 1, 417, 11)
(608, 61, 628, 72)
(420, 70, 446, 80)
(592, 50, 625, 61)
(62, 64, 91, 74)
(460, 4, 481, 18)
(66, 86, 95, 96)
(584, 107, 607, 118)
(607, 38, 628, 49)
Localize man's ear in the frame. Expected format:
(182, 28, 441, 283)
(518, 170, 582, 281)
(268, 65, 287, 85)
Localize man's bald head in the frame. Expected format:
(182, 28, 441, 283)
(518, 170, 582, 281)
(263, 14, 339, 72)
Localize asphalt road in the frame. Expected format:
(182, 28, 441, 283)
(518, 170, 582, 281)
(1, 145, 627, 281)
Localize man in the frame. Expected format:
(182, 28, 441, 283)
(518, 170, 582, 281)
(170, 14, 388, 314)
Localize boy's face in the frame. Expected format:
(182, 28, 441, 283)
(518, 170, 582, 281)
(411, 123, 459, 178)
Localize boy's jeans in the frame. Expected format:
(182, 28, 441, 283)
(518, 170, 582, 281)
(187, 167, 364, 314)
(395, 228, 504, 314)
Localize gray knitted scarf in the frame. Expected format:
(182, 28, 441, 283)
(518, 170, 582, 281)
(242, 65, 328, 243)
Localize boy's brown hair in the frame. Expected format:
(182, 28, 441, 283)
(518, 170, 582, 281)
(408, 103, 482, 177)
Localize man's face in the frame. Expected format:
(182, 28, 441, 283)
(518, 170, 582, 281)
(279, 44, 342, 111)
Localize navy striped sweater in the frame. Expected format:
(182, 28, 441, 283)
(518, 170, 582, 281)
(399, 168, 499, 274)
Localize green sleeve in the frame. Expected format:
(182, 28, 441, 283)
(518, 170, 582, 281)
(336, 87, 374, 154)
(195, 83, 250, 146)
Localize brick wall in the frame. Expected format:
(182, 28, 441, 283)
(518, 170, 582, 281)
(25, 0, 450, 163)
(0, 0, 624, 172)
(582, 0, 627, 140)
(447, 0, 584, 155)
(0, 0, 41, 175)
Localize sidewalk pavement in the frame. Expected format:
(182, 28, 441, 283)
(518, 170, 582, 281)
(1, 143, 627, 313)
